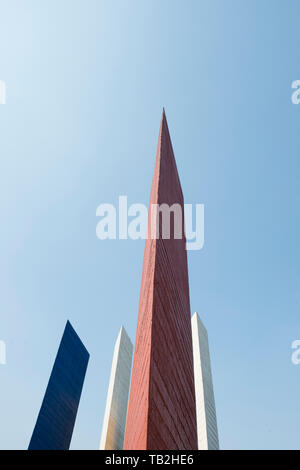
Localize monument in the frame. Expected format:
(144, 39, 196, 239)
(123, 110, 198, 450)
(28, 321, 89, 450)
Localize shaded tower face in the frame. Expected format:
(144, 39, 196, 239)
(192, 313, 219, 450)
(28, 321, 89, 450)
(124, 110, 198, 450)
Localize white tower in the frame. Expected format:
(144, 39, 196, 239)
(99, 326, 133, 450)
(191, 313, 219, 450)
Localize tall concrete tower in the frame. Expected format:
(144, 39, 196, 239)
(28, 321, 89, 450)
(124, 110, 198, 450)
(100, 326, 133, 450)
(191, 313, 219, 450)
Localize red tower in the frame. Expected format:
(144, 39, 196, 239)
(124, 110, 198, 450)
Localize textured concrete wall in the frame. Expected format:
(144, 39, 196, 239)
(192, 313, 219, 450)
(99, 327, 133, 450)
(124, 110, 197, 450)
(28, 321, 89, 450)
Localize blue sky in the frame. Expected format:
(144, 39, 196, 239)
(0, 0, 299, 449)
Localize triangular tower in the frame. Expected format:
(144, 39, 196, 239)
(124, 110, 198, 450)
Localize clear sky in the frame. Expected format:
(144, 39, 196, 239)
(0, 0, 299, 450)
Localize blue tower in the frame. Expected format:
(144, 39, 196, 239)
(28, 321, 89, 450)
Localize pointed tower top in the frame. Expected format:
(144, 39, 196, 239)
(149, 109, 183, 207)
(192, 312, 208, 335)
(117, 325, 133, 347)
(159, 107, 170, 141)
